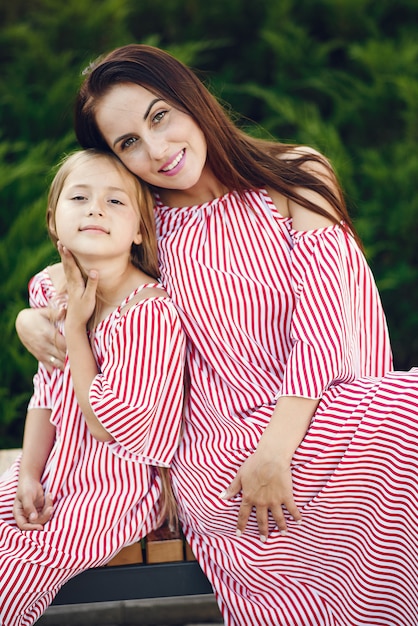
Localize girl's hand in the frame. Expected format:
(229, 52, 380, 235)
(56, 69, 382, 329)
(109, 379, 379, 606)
(15, 308, 66, 372)
(58, 243, 98, 329)
(222, 449, 301, 542)
(13, 477, 54, 531)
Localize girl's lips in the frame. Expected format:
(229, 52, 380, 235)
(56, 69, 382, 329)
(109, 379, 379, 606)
(159, 149, 185, 176)
(79, 225, 109, 234)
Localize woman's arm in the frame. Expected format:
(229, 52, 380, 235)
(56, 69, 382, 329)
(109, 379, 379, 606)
(15, 307, 66, 372)
(13, 407, 55, 530)
(224, 152, 351, 539)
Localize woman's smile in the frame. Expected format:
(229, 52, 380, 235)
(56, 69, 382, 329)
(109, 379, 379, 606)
(160, 149, 186, 175)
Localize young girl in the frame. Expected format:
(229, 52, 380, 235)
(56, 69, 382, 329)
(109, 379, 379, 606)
(0, 149, 185, 625)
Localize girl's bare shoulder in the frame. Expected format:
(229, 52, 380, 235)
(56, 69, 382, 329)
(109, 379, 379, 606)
(46, 262, 65, 290)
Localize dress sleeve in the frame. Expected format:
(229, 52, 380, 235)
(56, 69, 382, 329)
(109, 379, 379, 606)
(27, 364, 53, 410)
(279, 225, 392, 399)
(27, 270, 63, 414)
(28, 269, 52, 308)
(89, 298, 186, 466)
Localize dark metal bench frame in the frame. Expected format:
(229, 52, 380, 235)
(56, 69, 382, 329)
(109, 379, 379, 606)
(53, 561, 213, 606)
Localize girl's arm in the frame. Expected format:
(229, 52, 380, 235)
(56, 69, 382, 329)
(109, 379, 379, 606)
(65, 311, 113, 441)
(61, 245, 185, 456)
(60, 246, 113, 442)
(88, 297, 185, 465)
(13, 407, 55, 530)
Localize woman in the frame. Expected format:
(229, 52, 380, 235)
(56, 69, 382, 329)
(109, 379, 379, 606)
(16, 45, 417, 625)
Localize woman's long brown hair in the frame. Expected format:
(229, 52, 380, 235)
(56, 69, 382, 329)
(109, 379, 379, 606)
(75, 44, 359, 242)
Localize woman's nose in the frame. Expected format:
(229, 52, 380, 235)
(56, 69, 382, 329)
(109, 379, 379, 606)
(146, 136, 168, 160)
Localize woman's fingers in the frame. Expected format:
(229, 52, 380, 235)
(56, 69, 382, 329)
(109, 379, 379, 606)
(16, 308, 61, 368)
(255, 505, 269, 542)
(47, 327, 66, 371)
(270, 504, 289, 536)
(236, 498, 252, 538)
(222, 456, 302, 541)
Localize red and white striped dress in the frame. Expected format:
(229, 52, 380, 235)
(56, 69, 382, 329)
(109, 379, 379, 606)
(155, 189, 418, 626)
(0, 271, 185, 625)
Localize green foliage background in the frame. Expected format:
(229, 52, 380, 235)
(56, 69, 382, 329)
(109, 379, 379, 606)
(1, 0, 417, 447)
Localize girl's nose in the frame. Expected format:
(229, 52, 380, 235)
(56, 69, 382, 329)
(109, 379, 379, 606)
(87, 201, 104, 216)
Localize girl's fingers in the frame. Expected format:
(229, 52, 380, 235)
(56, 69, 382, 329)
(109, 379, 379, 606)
(58, 244, 79, 282)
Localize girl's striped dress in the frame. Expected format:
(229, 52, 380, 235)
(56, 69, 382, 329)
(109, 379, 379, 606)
(155, 189, 418, 626)
(0, 271, 185, 626)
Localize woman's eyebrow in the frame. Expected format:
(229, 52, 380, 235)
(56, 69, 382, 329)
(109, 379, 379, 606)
(112, 98, 164, 148)
(143, 98, 163, 120)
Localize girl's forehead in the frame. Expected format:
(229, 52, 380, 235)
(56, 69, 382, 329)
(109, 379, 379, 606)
(64, 157, 129, 183)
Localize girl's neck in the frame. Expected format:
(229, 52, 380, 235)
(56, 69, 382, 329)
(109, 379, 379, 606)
(83, 260, 153, 314)
(100, 269, 156, 326)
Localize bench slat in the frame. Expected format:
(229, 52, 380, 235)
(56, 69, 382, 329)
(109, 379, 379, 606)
(53, 561, 213, 605)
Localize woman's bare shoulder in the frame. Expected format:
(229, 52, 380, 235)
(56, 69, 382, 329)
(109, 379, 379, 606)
(265, 187, 290, 217)
(266, 146, 336, 223)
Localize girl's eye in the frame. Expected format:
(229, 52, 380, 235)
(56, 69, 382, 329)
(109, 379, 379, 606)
(71, 195, 86, 201)
(109, 198, 123, 205)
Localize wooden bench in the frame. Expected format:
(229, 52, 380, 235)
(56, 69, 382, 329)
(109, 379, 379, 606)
(0, 449, 216, 611)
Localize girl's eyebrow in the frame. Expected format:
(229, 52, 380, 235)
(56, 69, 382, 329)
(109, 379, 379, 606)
(67, 184, 128, 194)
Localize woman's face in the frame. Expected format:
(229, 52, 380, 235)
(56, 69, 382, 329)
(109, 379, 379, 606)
(95, 83, 208, 193)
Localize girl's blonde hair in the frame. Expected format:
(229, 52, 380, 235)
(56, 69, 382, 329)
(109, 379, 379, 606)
(47, 148, 178, 528)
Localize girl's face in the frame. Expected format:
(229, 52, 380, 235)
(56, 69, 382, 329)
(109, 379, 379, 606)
(94, 83, 208, 194)
(52, 157, 142, 266)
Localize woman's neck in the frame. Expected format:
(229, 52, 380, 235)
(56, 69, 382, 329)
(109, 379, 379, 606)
(157, 167, 228, 207)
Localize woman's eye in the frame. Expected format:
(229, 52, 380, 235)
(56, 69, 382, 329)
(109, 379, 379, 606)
(121, 137, 138, 150)
(152, 110, 167, 124)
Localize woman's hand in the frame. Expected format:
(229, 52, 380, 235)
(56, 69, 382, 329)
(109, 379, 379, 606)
(13, 476, 54, 531)
(15, 308, 66, 372)
(222, 448, 301, 542)
(221, 396, 319, 541)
